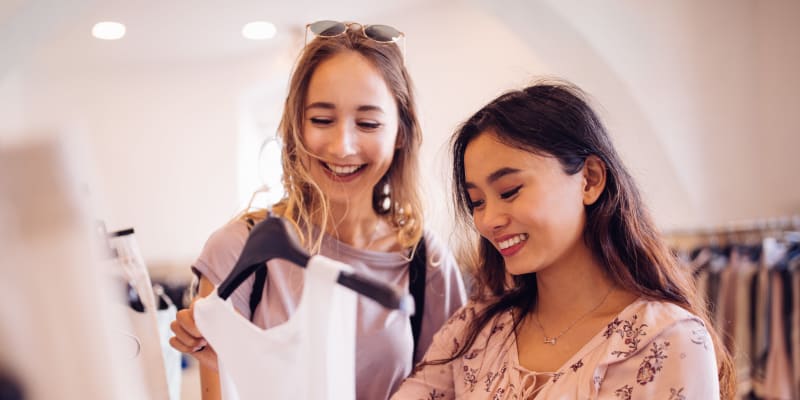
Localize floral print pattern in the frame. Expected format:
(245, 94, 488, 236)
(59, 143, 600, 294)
(392, 299, 720, 399)
(669, 387, 686, 400)
(484, 363, 508, 392)
(690, 328, 709, 350)
(425, 389, 446, 400)
(636, 340, 670, 385)
(614, 384, 633, 399)
(604, 315, 648, 358)
(463, 366, 479, 392)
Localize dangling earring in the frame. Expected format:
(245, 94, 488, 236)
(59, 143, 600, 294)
(373, 178, 392, 215)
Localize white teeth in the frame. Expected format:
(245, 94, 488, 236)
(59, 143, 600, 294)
(498, 233, 528, 250)
(325, 163, 361, 175)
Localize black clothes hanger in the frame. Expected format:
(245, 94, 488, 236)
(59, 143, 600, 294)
(216, 215, 414, 314)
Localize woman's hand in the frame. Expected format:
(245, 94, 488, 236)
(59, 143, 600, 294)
(169, 277, 219, 371)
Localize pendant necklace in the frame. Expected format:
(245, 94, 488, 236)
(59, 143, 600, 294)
(533, 286, 614, 345)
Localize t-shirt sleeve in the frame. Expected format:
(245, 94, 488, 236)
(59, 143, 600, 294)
(417, 230, 468, 362)
(192, 220, 254, 318)
(599, 318, 720, 399)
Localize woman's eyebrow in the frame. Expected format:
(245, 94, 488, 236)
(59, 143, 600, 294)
(465, 167, 521, 189)
(305, 101, 335, 111)
(356, 105, 384, 113)
(305, 102, 385, 114)
(486, 167, 521, 184)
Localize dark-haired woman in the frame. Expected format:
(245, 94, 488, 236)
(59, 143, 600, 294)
(393, 80, 734, 399)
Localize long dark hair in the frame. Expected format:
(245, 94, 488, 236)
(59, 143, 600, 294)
(447, 80, 734, 399)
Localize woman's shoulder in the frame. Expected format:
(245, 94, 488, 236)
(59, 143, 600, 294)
(599, 298, 709, 361)
(204, 218, 251, 252)
(193, 218, 251, 284)
(618, 298, 704, 329)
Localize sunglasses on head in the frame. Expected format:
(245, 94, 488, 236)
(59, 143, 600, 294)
(305, 20, 406, 56)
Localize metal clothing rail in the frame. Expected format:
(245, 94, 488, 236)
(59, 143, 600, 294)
(664, 214, 800, 238)
(663, 215, 800, 250)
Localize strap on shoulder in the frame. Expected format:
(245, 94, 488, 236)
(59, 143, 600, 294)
(245, 218, 267, 322)
(408, 235, 427, 361)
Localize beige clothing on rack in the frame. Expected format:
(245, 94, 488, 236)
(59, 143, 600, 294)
(791, 262, 800, 400)
(732, 250, 758, 398)
(762, 272, 793, 399)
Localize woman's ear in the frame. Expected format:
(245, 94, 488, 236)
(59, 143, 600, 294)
(582, 155, 606, 206)
(395, 128, 404, 149)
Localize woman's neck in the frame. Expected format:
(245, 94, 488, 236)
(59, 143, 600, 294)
(533, 244, 615, 320)
(325, 203, 386, 249)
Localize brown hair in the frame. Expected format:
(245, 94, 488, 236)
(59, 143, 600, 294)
(446, 79, 735, 398)
(244, 28, 424, 252)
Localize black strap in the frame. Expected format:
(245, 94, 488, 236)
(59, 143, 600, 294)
(245, 218, 267, 322)
(408, 236, 427, 361)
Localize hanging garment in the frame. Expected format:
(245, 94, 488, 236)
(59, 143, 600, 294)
(761, 271, 794, 399)
(194, 255, 357, 400)
(154, 286, 182, 400)
(0, 138, 146, 400)
(751, 245, 775, 396)
(115, 303, 170, 400)
(110, 230, 158, 312)
(109, 231, 171, 400)
(791, 261, 800, 399)
(731, 248, 758, 398)
(193, 220, 466, 400)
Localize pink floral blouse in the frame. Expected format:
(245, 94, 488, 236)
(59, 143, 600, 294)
(391, 298, 719, 399)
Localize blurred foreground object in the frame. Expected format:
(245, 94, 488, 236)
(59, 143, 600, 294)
(0, 135, 146, 400)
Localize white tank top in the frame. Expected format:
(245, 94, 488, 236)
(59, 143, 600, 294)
(194, 255, 357, 400)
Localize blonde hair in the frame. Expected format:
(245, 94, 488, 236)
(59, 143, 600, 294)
(243, 28, 424, 253)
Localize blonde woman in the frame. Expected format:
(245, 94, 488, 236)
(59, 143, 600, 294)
(169, 21, 466, 400)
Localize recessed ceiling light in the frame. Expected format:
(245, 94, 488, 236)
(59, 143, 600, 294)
(242, 21, 277, 40)
(92, 21, 126, 40)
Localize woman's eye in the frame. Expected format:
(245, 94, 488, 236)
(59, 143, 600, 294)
(357, 121, 382, 130)
(309, 117, 333, 125)
(500, 186, 522, 200)
(468, 199, 485, 210)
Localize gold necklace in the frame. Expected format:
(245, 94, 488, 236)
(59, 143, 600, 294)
(532, 286, 614, 345)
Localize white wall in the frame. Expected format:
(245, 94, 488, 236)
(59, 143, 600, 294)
(477, 0, 800, 230)
(395, 2, 548, 244)
(1, 0, 798, 270)
(20, 60, 254, 264)
(0, 68, 26, 137)
(755, 0, 800, 217)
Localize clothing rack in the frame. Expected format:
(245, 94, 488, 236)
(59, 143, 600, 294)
(668, 215, 800, 400)
(664, 215, 800, 250)
(665, 215, 800, 237)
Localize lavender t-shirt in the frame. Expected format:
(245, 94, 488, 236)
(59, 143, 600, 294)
(193, 220, 467, 400)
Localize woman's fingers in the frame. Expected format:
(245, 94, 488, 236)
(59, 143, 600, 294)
(169, 306, 206, 352)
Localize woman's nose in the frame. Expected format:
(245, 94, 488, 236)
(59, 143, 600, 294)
(328, 124, 357, 158)
(477, 200, 509, 234)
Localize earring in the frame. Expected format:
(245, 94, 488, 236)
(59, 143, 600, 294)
(373, 179, 392, 215)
